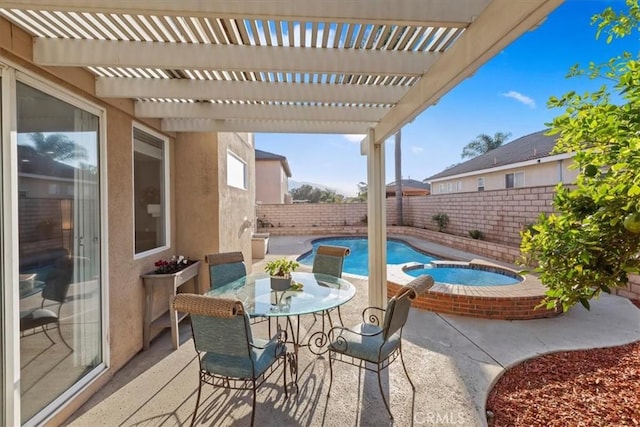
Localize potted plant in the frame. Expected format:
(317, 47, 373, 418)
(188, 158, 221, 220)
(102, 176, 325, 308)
(264, 258, 299, 291)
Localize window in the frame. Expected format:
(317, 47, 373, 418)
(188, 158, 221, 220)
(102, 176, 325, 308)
(456, 181, 462, 192)
(477, 177, 485, 191)
(227, 150, 247, 189)
(505, 172, 525, 188)
(133, 127, 168, 255)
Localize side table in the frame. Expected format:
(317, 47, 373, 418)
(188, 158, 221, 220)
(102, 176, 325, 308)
(141, 260, 201, 350)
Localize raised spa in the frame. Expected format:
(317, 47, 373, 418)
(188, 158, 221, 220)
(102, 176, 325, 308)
(299, 236, 557, 320)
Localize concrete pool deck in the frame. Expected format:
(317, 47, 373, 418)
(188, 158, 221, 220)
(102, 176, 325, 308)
(66, 235, 640, 426)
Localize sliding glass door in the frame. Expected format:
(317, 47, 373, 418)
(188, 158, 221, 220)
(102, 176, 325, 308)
(16, 80, 103, 423)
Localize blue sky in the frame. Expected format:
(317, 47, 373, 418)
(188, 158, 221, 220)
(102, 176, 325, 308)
(255, 0, 637, 197)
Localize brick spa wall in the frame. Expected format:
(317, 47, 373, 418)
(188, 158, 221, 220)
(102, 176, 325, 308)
(386, 282, 560, 320)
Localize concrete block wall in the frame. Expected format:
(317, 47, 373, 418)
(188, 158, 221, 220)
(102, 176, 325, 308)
(257, 203, 369, 228)
(257, 185, 557, 247)
(618, 274, 640, 301)
(402, 186, 557, 246)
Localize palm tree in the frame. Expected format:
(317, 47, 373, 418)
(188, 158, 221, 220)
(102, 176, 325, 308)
(461, 132, 511, 159)
(394, 129, 403, 226)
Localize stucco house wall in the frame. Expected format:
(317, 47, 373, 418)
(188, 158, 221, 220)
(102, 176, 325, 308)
(0, 16, 255, 425)
(431, 158, 579, 194)
(255, 159, 287, 204)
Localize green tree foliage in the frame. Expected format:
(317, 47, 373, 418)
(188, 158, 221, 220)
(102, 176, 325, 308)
(461, 132, 511, 159)
(356, 181, 368, 202)
(290, 184, 343, 203)
(520, 0, 640, 312)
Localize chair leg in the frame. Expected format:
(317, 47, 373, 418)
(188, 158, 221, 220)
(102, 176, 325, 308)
(326, 351, 334, 398)
(282, 351, 288, 399)
(190, 375, 203, 427)
(251, 380, 257, 427)
(41, 326, 57, 345)
(377, 365, 393, 420)
(399, 345, 415, 391)
(56, 321, 73, 351)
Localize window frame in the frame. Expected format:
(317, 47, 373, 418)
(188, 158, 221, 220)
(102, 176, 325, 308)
(226, 149, 247, 190)
(2, 60, 110, 427)
(132, 124, 170, 259)
(477, 177, 485, 191)
(505, 171, 525, 189)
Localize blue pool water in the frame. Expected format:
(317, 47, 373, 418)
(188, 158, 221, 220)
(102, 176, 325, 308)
(406, 267, 520, 286)
(298, 237, 521, 286)
(297, 237, 437, 277)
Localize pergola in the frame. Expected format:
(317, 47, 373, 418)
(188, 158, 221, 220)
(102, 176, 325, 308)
(0, 0, 563, 307)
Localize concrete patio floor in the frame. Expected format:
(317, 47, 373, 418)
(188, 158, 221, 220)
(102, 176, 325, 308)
(66, 236, 640, 426)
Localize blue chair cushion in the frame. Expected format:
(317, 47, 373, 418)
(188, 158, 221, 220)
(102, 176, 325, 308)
(329, 323, 400, 363)
(201, 336, 285, 378)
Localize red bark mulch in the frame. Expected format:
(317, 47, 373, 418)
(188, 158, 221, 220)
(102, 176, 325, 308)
(487, 302, 640, 426)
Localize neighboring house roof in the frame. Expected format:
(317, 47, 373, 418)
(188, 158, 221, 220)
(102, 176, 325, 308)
(386, 179, 431, 196)
(386, 179, 430, 191)
(18, 144, 77, 179)
(255, 149, 292, 177)
(425, 130, 560, 181)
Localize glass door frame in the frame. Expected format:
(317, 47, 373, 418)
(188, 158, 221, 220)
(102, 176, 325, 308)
(0, 58, 110, 427)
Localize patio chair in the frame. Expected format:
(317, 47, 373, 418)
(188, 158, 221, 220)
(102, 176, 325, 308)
(326, 275, 434, 420)
(205, 251, 246, 290)
(311, 245, 350, 325)
(173, 294, 289, 427)
(20, 255, 76, 350)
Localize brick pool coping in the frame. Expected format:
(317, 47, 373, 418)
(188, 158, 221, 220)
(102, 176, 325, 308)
(387, 259, 560, 320)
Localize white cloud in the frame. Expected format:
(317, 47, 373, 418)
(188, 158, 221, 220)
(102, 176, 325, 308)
(502, 90, 536, 108)
(410, 146, 424, 154)
(343, 134, 365, 143)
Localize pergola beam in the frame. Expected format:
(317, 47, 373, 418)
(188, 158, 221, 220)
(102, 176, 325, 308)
(33, 39, 438, 75)
(97, 78, 409, 104)
(1, 0, 490, 26)
(136, 102, 387, 122)
(162, 118, 374, 134)
(371, 0, 563, 143)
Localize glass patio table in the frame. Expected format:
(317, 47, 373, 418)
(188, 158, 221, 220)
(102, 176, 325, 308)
(207, 271, 356, 382)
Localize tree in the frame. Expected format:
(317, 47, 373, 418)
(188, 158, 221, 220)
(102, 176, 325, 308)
(394, 130, 403, 225)
(356, 182, 368, 202)
(290, 184, 343, 203)
(520, 0, 640, 312)
(461, 132, 511, 159)
(29, 132, 87, 162)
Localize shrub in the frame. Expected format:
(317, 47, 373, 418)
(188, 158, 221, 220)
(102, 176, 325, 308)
(469, 229, 484, 240)
(431, 213, 449, 232)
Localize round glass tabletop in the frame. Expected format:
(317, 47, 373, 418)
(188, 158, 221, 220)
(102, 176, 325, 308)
(207, 272, 356, 317)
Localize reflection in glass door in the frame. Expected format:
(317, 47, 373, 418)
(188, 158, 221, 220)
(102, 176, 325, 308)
(0, 73, 4, 427)
(16, 81, 102, 423)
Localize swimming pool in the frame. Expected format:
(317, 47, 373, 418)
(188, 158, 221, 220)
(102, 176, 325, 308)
(297, 237, 437, 276)
(298, 237, 520, 286)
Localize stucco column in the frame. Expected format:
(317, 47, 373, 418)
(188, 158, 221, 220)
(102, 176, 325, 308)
(367, 127, 387, 308)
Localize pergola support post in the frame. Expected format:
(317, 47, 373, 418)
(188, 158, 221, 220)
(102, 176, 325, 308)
(366, 127, 387, 308)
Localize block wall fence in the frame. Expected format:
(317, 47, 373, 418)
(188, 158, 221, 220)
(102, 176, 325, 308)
(257, 185, 557, 246)
(256, 185, 640, 302)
